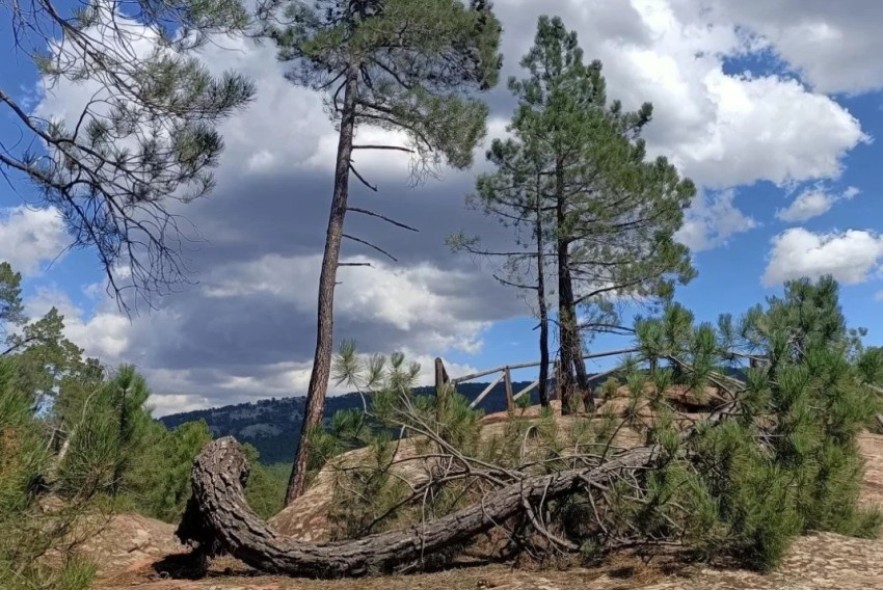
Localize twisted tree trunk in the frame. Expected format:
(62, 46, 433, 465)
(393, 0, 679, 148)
(177, 437, 659, 578)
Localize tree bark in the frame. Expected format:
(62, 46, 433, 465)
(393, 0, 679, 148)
(572, 339, 593, 412)
(553, 160, 592, 413)
(286, 67, 359, 505)
(535, 176, 550, 408)
(178, 436, 658, 578)
(555, 160, 576, 414)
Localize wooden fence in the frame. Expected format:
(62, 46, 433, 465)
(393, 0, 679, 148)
(434, 347, 640, 412)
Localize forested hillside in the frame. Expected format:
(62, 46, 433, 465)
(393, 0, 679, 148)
(160, 382, 535, 464)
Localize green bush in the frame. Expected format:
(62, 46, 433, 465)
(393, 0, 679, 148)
(312, 277, 880, 572)
(0, 361, 99, 590)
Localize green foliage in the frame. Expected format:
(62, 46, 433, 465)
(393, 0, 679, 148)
(315, 276, 879, 574)
(686, 420, 803, 570)
(0, 262, 25, 328)
(461, 16, 695, 327)
(310, 343, 496, 538)
(0, 265, 91, 409)
(0, 262, 218, 589)
(631, 275, 881, 569)
(125, 420, 213, 522)
(242, 446, 289, 521)
(4, 2, 255, 294)
(55, 366, 154, 498)
(0, 358, 99, 590)
(260, 0, 502, 171)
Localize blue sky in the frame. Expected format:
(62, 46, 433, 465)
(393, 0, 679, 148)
(1, 0, 883, 415)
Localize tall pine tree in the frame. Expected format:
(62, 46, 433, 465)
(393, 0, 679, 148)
(465, 17, 695, 412)
(258, 0, 503, 503)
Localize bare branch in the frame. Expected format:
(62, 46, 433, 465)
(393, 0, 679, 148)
(348, 206, 418, 232)
(349, 162, 378, 192)
(343, 234, 398, 262)
(492, 273, 538, 291)
(352, 144, 414, 153)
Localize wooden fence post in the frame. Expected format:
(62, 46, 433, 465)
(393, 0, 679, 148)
(503, 367, 514, 413)
(435, 357, 450, 422)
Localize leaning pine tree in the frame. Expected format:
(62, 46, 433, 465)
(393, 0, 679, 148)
(256, 0, 503, 503)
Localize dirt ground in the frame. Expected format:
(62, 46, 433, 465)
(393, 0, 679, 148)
(94, 531, 883, 590)
(89, 431, 883, 590)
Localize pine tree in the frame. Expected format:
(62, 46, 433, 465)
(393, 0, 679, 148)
(258, 0, 503, 503)
(503, 17, 695, 412)
(0, 262, 95, 408)
(448, 122, 555, 406)
(127, 419, 214, 522)
(1, 1, 255, 301)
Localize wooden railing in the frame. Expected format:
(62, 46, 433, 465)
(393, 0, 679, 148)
(434, 347, 640, 412)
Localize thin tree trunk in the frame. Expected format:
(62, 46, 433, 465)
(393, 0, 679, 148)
(286, 67, 359, 505)
(558, 276, 577, 414)
(572, 339, 593, 412)
(555, 160, 576, 414)
(535, 175, 549, 408)
(178, 436, 658, 578)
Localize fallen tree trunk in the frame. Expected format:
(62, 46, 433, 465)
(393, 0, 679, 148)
(176, 436, 659, 578)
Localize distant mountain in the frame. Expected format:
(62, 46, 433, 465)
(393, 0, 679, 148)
(159, 381, 533, 465)
(159, 365, 751, 465)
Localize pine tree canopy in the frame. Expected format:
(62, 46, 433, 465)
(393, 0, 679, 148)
(259, 0, 502, 169)
(1, 0, 256, 302)
(459, 16, 696, 341)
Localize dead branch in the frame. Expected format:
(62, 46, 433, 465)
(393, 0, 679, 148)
(343, 234, 398, 262)
(349, 162, 378, 191)
(352, 144, 414, 153)
(348, 206, 419, 232)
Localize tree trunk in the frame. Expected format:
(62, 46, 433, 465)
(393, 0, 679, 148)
(555, 160, 576, 414)
(286, 67, 359, 505)
(572, 340, 593, 412)
(535, 179, 550, 408)
(177, 437, 658, 578)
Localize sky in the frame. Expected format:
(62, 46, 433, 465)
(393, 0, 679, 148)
(1, 0, 883, 416)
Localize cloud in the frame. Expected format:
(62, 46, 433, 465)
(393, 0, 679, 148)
(676, 190, 758, 252)
(655, 73, 866, 188)
(482, 1, 867, 189)
(34, 251, 512, 415)
(775, 185, 860, 223)
(0, 206, 68, 275)
(22, 0, 879, 415)
(763, 228, 883, 286)
(25, 287, 132, 360)
(698, 0, 883, 94)
(143, 352, 480, 417)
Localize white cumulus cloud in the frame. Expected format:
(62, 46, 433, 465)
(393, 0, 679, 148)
(18, 0, 883, 415)
(697, 0, 883, 95)
(676, 190, 758, 252)
(763, 228, 883, 286)
(0, 207, 68, 275)
(775, 185, 860, 223)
